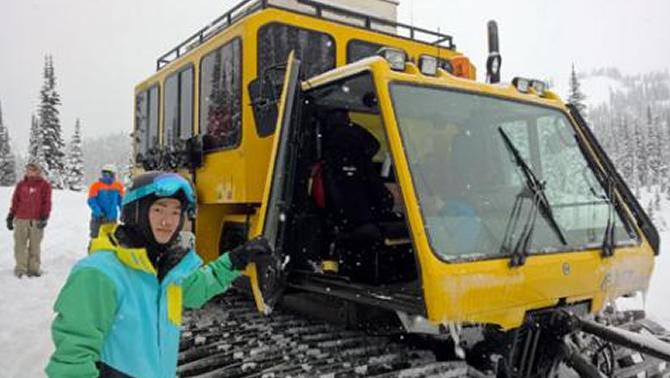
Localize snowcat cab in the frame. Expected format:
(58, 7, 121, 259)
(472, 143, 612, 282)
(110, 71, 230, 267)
(132, 0, 670, 375)
(249, 48, 670, 375)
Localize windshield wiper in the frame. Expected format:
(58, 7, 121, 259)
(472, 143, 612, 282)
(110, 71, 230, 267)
(498, 127, 568, 266)
(572, 134, 618, 257)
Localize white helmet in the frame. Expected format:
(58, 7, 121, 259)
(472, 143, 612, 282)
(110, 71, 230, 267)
(101, 164, 118, 175)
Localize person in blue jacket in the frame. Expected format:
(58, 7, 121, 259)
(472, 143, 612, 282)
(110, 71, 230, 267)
(46, 171, 271, 377)
(87, 164, 125, 239)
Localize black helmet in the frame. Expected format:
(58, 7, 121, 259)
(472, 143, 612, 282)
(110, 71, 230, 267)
(120, 171, 196, 248)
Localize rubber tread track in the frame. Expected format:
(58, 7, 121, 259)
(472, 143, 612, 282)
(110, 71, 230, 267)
(178, 291, 485, 378)
(610, 317, 670, 378)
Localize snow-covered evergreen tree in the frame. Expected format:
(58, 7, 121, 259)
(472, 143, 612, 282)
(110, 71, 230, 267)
(38, 55, 65, 188)
(64, 118, 85, 191)
(567, 64, 588, 115)
(588, 69, 670, 200)
(28, 113, 48, 175)
(646, 106, 662, 186)
(0, 100, 17, 186)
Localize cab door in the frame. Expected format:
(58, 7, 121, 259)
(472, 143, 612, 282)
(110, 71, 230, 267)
(247, 52, 302, 313)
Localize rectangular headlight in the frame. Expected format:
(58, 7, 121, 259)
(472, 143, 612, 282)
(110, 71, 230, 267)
(418, 55, 438, 76)
(378, 47, 407, 71)
(530, 80, 546, 95)
(512, 77, 531, 93)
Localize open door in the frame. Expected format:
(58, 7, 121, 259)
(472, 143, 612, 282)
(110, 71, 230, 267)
(247, 52, 302, 314)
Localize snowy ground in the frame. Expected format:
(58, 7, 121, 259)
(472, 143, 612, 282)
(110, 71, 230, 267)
(0, 187, 669, 377)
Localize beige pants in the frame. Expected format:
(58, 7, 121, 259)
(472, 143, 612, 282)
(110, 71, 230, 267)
(13, 219, 44, 275)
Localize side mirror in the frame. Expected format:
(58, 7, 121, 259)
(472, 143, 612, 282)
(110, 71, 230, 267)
(185, 135, 204, 169)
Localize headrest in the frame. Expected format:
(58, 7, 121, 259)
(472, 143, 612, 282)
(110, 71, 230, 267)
(325, 123, 380, 159)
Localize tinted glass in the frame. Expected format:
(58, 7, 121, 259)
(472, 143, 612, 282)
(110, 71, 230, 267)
(180, 68, 194, 140)
(347, 40, 383, 63)
(163, 74, 178, 147)
(148, 86, 160, 152)
(390, 84, 637, 261)
(258, 23, 335, 79)
(200, 39, 242, 151)
(134, 91, 148, 157)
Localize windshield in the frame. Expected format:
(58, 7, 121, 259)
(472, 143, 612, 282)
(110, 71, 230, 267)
(390, 83, 638, 261)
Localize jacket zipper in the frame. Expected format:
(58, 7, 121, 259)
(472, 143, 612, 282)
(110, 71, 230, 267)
(156, 253, 162, 377)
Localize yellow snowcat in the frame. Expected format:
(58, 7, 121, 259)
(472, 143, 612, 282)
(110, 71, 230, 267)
(132, 0, 670, 376)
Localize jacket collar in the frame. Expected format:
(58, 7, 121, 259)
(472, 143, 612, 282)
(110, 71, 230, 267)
(90, 225, 202, 278)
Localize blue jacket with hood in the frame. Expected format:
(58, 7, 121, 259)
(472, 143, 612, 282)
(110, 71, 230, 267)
(45, 227, 242, 378)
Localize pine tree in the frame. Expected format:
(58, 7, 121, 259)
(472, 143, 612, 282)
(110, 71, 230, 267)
(64, 118, 85, 191)
(0, 100, 17, 186)
(568, 64, 588, 115)
(28, 113, 48, 174)
(646, 106, 662, 187)
(38, 55, 65, 188)
(633, 120, 648, 188)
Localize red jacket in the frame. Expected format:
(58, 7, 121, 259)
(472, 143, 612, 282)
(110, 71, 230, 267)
(10, 176, 52, 220)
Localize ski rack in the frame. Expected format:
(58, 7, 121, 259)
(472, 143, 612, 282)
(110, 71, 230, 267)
(156, 0, 455, 71)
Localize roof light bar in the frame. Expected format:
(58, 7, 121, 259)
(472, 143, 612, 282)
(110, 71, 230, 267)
(378, 48, 407, 71)
(512, 77, 531, 93)
(450, 56, 472, 79)
(512, 77, 548, 95)
(418, 55, 438, 76)
(530, 80, 547, 95)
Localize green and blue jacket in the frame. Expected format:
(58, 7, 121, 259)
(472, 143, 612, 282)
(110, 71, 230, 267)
(46, 227, 241, 378)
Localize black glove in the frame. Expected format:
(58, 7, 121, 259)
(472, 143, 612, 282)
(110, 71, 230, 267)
(228, 236, 272, 271)
(37, 216, 48, 229)
(6, 214, 14, 231)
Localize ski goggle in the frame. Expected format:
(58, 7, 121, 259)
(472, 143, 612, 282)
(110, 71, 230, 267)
(122, 173, 196, 207)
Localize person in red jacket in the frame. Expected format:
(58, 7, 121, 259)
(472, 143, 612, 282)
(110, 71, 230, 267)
(6, 162, 52, 278)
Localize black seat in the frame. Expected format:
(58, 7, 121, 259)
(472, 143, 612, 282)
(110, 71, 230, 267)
(319, 115, 411, 283)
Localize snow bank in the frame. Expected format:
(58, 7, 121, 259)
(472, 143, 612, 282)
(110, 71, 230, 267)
(0, 187, 89, 378)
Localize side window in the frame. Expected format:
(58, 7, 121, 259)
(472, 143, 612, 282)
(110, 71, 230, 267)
(134, 90, 148, 159)
(164, 75, 178, 147)
(147, 86, 160, 154)
(257, 23, 335, 80)
(347, 40, 383, 63)
(180, 68, 194, 140)
(163, 67, 194, 148)
(200, 39, 242, 151)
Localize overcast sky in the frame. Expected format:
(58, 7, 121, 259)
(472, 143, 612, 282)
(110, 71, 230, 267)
(1, 0, 669, 154)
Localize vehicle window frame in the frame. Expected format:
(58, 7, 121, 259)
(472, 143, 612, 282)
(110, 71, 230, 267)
(179, 65, 195, 141)
(387, 80, 640, 264)
(257, 22, 336, 78)
(163, 64, 195, 148)
(347, 39, 384, 64)
(198, 36, 243, 153)
(254, 22, 336, 137)
(146, 84, 160, 156)
(134, 89, 149, 159)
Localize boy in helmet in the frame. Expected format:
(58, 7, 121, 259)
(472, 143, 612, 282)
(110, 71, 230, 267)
(87, 164, 125, 240)
(46, 171, 271, 378)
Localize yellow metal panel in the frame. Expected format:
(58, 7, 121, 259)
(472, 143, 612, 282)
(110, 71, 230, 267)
(371, 61, 655, 329)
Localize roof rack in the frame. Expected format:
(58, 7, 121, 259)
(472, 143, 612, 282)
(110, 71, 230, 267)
(156, 0, 455, 71)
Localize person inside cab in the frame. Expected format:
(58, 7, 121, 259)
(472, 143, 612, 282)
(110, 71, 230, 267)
(46, 171, 271, 378)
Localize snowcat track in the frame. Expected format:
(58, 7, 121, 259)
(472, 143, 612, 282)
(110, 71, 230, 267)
(608, 316, 670, 378)
(178, 291, 486, 378)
